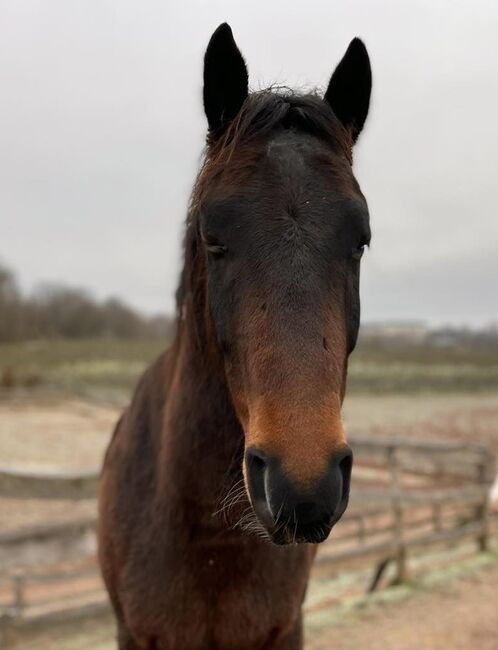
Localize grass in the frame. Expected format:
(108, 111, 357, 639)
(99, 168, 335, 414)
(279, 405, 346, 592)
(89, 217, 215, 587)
(1, 337, 498, 398)
(0, 339, 166, 399)
(347, 339, 498, 393)
(347, 359, 498, 393)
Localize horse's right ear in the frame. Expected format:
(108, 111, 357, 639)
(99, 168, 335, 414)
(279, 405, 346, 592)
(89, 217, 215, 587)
(203, 23, 249, 136)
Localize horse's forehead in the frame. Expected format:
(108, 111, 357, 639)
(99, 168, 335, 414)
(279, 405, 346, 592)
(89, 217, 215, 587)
(265, 132, 311, 167)
(264, 132, 324, 174)
(203, 132, 359, 218)
(261, 132, 355, 197)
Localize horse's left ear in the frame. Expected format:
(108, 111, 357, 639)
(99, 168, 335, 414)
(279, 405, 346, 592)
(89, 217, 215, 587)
(324, 38, 372, 143)
(203, 23, 249, 136)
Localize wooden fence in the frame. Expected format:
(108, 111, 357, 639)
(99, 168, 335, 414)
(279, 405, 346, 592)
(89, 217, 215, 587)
(0, 468, 98, 500)
(317, 437, 496, 589)
(0, 435, 496, 627)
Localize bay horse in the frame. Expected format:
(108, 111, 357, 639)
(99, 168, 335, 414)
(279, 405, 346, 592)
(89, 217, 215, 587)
(99, 23, 372, 650)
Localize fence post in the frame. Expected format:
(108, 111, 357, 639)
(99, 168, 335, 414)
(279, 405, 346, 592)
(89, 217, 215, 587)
(388, 445, 408, 584)
(12, 575, 25, 618)
(358, 515, 366, 544)
(476, 451, 490, 552)
(432, 502, 442, 532)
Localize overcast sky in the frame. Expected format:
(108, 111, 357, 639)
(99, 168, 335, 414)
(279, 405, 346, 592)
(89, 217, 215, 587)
(1, 0, 497, 326)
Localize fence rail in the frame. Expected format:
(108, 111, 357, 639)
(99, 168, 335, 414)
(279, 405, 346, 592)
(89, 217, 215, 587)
(0, 434, 496, 628)
(316, 435, 495, 586)
(0, 467, 98, 500)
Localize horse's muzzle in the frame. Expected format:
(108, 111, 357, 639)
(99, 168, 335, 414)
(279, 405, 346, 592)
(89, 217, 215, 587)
(245, 446, 352, 544)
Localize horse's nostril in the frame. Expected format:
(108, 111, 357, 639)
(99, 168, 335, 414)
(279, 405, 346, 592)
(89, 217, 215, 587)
(338, 449, 353, 487)
(336, 447, 353, 508)
(245, 448, 267, 473)
(245, 448, 269, 508)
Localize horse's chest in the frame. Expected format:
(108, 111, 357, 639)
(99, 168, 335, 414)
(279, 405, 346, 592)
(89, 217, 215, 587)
(123, 543, 311, 649)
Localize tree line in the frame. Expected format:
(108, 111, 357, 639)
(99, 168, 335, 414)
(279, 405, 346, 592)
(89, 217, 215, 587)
(0, 263, 174, 342)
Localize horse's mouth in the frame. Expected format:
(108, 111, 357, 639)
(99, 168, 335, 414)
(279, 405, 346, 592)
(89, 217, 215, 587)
(270, 520, 334, 545)
(247, 497, 348, 546)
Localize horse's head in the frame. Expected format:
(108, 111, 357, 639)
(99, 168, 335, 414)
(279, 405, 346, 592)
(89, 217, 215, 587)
(187, 24, 371, 544)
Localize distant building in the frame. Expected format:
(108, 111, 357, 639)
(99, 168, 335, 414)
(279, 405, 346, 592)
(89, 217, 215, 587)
(361, 321, 429, 344)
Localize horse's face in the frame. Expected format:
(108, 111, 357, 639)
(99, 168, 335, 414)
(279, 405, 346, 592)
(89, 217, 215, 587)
(200, 24, 371, 544)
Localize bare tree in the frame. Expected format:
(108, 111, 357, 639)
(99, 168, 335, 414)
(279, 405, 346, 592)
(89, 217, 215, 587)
(0, 262, 175, 342)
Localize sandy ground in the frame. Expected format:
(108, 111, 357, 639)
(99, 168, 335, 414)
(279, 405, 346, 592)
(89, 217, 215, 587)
(0, 397, 118, 472)
(307, 559, 498, 650)
(343, 392, 498, 454)
(0, 397, 117, 532)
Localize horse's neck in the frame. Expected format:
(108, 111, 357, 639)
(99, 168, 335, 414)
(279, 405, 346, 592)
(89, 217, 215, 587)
(158, 327, 245, 522)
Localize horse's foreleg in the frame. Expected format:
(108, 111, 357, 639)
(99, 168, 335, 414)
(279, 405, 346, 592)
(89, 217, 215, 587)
(117, 623, 141, 650)
(283, 617, 303, 650)
(266, 616, 303, 650)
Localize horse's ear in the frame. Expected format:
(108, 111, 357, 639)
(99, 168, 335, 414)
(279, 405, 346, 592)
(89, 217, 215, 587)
(324, 38, 371, 143)
(203, 23, 249, 136)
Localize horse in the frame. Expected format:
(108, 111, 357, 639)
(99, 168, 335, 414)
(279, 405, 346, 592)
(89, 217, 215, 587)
(98, 22, 372, 650)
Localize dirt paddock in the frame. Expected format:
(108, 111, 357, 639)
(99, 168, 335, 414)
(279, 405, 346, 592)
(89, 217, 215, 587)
(308, 557, 498, 650)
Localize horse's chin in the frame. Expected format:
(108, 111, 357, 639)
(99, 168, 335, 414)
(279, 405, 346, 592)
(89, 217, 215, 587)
(267, 521, 333, 546)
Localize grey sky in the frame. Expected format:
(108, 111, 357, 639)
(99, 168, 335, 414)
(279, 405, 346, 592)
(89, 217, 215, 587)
(1, 0, 497, 326)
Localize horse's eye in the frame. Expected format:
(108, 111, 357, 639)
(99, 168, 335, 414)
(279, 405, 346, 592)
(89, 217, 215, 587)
(203, 238, 227, 258)
(352, 245, 365, 261)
